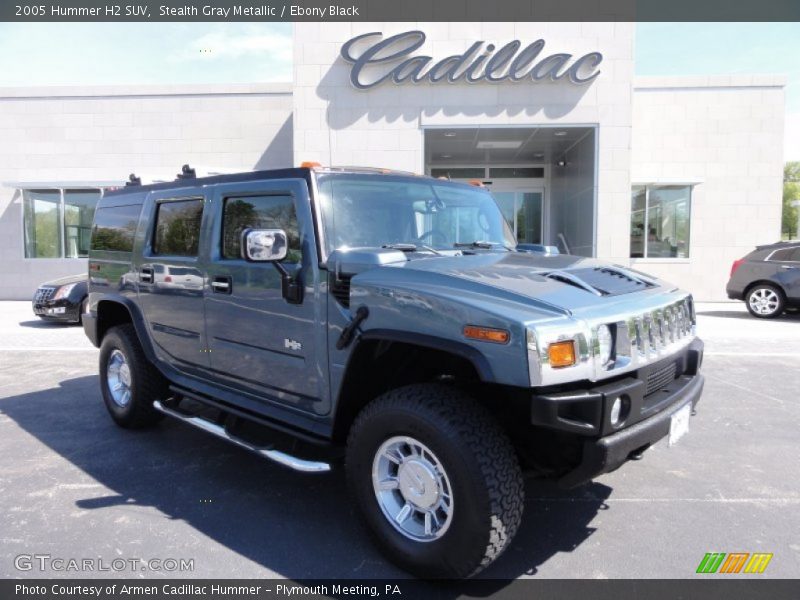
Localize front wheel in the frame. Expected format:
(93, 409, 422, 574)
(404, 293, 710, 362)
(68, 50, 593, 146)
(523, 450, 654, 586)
(746, 284, 785, 318)
(345, 384, 524, 578)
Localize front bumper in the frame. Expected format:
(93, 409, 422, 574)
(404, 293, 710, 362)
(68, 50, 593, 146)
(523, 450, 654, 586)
(558, 374, 703, 487)
(529, 338, 704, 488)
(32, 299, 81, 322)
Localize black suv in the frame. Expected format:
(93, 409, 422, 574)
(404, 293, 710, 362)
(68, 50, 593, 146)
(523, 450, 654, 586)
(726, 241, 800, 318)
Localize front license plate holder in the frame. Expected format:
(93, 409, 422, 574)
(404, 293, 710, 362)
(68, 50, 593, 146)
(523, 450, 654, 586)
(668, 403, 691, 446)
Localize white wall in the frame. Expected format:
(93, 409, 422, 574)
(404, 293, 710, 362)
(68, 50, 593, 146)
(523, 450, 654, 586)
(0, 83, 293, 299)
(631, 75, 786, 301)
(293, 22, 637, 265)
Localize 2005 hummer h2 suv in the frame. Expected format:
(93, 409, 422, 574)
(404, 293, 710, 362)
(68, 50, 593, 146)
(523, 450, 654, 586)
(84, 165, 704, 578)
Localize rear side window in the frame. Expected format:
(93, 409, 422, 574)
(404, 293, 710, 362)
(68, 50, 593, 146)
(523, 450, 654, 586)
(91, 204, 141, 252)
(222, 195, 301, 262)
(153, 199, 204, 257)
(767, 247, 799, 262)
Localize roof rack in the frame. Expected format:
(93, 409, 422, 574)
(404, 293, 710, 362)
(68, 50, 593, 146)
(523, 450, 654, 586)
(176, 164, 196, 180)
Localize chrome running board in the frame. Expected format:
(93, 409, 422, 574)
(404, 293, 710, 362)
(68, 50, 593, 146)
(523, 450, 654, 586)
(152, 400, 331, 473)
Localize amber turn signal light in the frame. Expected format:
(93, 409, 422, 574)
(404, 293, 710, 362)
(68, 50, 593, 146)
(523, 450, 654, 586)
(463, 325, 510, 344)
(548, 340, 577, 368)
(300, 161, 321, 168)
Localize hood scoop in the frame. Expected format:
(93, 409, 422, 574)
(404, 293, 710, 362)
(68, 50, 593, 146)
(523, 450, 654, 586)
(544, 266, 655, 297)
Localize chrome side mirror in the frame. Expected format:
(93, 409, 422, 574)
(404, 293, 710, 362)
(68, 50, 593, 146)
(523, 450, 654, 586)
(242, 229, 287, 262)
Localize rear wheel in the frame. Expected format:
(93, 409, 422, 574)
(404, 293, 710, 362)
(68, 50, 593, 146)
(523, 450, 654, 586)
(345, 384, 524, 578)
(746, 284, 785, 318)
(99, 324, 167, 428)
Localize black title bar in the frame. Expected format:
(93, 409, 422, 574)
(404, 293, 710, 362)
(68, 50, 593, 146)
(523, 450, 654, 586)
(3, 0, 800, 22)
(3, 579, 800, 600)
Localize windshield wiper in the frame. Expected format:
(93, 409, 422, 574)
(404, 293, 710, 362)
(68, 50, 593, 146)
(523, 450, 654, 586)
(453, 241, 513, 251)
(382, 243, 442, 255)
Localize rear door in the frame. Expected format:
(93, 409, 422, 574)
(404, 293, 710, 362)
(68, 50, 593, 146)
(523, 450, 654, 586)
(137, 189, 209, 375)
(203, 178, 329, 416)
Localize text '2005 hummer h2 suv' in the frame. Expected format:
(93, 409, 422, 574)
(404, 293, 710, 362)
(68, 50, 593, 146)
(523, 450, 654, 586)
(84, 165, 704, 578)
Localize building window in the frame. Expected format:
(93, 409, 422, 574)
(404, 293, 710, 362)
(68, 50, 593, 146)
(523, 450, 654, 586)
(23, 188, 102, 258)
(488, 167, 545, 179)
(630, 185, 692, 258)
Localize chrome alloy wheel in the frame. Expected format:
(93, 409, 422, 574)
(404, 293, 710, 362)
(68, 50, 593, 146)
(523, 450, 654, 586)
(106, 349, 132, 407)
(372, 436, 454, 542)
(749, 288, 780, 316)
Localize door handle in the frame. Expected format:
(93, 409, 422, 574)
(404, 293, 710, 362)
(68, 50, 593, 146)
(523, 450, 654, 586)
(780, 265, 798, 270)
(140, 267, 154, 283)
(211, 276, 232, 294)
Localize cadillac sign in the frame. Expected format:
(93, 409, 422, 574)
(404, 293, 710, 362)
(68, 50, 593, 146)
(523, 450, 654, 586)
(340, 31, 603, 90)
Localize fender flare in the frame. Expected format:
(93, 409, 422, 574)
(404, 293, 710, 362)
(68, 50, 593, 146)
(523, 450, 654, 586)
(94, 295, 159, 365)
(357, 328, 497, 383)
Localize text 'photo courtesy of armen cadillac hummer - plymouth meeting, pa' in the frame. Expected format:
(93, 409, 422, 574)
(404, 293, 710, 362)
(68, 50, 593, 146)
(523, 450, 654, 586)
(83, 163, 704, 578)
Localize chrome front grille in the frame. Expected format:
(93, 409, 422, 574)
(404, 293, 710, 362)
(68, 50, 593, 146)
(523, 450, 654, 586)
(527, 293, 697, 387)
(628, 297, 694, 358)
(33, 287, 56, 303)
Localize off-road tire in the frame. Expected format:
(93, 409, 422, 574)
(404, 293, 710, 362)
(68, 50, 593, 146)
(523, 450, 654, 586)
(345, 383, 524, 578)
(99, 324, 167, 428)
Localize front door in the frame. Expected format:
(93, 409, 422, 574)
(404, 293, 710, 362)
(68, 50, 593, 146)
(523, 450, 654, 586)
(203, 179, 328, 416)
(489, 183, 544, 245)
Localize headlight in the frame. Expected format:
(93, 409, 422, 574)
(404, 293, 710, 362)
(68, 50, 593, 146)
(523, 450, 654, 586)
(53, 283, 77, 300)
(596, 324, 613, 367)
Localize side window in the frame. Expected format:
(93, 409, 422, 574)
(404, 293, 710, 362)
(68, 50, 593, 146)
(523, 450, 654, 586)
(91, 204, 141, 252)
(153, 198, 204, 257)
(768, 248, 794, 262)
(222, 195, 302, 263)
(789, 247, 800, 262)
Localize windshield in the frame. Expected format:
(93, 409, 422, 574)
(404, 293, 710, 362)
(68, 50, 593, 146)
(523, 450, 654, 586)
(316, 174, 515, 255)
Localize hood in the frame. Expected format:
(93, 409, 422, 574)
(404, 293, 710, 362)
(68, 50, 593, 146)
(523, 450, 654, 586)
(41, 273, 87, 287)
(348, 251, 673, 314)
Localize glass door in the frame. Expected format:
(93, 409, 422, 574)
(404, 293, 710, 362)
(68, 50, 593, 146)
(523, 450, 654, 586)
(490, 186, 544, 245)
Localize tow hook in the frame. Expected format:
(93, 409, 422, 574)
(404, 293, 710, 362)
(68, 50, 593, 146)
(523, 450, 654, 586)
(337, 306, 369, 350)
(628, 444, 651, 461)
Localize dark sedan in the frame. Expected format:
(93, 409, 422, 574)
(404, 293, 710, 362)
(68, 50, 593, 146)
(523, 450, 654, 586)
(32, 274, 88, 324)
(726, 241, 800, 318)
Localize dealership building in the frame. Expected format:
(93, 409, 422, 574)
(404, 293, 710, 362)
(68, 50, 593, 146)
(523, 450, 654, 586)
(0, 22, 786, 301)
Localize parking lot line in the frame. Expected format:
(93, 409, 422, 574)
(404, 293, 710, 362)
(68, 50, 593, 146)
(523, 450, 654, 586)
(0, 347, 97, 352)
(705, 352, 800, 357)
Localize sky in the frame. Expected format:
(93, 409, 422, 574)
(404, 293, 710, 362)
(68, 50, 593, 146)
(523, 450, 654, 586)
(0, 22, 798, 160)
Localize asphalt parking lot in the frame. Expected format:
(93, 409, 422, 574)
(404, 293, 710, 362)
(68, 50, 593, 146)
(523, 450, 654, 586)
(1, 301, 798, 580)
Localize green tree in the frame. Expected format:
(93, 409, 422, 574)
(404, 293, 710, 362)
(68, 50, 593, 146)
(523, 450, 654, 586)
(784, 162, 800, 240)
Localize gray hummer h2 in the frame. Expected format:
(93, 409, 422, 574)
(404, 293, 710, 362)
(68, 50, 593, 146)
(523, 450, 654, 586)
(83, 165, 704, 578)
